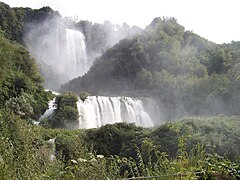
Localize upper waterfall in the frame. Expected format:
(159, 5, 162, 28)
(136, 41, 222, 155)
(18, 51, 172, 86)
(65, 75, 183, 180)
(24, 22, 90, 90)
(77, 96, 154, 129)
(65, 29, 88, 80)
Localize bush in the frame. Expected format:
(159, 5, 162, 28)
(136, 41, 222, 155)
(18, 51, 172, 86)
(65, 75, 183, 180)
(50, 92, 79, 129)
(79, 92, 90, 101)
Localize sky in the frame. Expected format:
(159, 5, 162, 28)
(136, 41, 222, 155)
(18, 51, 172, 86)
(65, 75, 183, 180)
(1, 0, 240, 44)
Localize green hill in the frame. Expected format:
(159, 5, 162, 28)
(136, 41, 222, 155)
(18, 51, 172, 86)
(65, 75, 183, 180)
(0, 31, 52, 119)
(0, 2, 60, 43)
(62, 17, 240, 121)
(0, 2, 240, 179)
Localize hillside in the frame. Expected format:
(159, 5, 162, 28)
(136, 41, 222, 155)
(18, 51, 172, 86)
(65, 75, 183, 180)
(0, 31, 51, 119)
(62, 17, 240, 121)
(0, 2, 60, 43)
(0, 2, 240, 179)
(0, 2, 143, 90)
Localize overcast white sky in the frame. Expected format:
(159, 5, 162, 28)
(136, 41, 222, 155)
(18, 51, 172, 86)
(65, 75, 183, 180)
(2, 0, 239, 44)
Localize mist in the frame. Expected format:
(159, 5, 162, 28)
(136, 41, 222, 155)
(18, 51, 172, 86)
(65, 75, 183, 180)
(60, 17, 240, 126)
(24, 16, 91, 90)
(23, 7, 240, 129)
(24, 13, 142, 91)
(1, 2, 240, 178)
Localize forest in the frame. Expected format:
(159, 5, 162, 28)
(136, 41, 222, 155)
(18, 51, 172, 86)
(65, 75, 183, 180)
(0, 2, 240, 179)
(62, 17, 240, 121)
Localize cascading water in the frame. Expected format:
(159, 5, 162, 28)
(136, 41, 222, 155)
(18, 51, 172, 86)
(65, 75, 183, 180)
(77, 96, 154, 129)
(24, 22, 89, 89)
(65, 29, 88, 80)
(39, 97, 57, 120)
(39, 95, 154, 129)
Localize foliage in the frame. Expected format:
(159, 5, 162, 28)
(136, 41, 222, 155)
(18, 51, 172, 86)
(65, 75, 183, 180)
(0, 2, 25, 41)
(1, 109, 240, 179)
(62, 17, 240, 122)
(74, 20, 142, 57)
(55, 131, 86, 161)
(0, 110, 63, 179)
(0, 32, 50, 119)
(204, 154, 240, 179)
(150, 123, 179, 157)
(0, 1, 143, 90)
(84, 117, 240, 163)
(150, 116, 240, 162)
(79, 92, 90, 101)
(85, 123, 150, 157)
(0, 10, 64, 177)
(1, 2, 240, 179)
(48, 92, 79, 129)
(5, 92, 34, 120)
(0, 2, 60, 43)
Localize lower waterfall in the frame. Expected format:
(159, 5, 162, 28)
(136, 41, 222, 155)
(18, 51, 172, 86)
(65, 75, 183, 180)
(39, 95, 154, 129)
(77, 96, 154, 129)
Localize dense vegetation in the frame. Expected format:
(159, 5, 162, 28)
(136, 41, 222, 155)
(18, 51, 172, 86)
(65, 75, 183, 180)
(85, 116, 240, 161)
(41, 92, 79, 129)
(0, 2, 60, 43)
(0, 16, 57, 178)
(0, 31, 51, 119)
(1, 1, 240, 179)
(74, 20, 142, 59)
(62, 17, 240, 121)
(0, 2, 142, 90)
(1, 113, 240, 179)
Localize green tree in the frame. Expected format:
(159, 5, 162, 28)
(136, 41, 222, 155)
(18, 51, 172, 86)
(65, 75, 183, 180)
(50, 93, 79, 129)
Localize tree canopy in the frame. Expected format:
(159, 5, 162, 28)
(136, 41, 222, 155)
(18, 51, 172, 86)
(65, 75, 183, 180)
(62, 17, 240, 121)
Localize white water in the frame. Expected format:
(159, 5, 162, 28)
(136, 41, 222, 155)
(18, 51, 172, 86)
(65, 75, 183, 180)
(39, 97, 57, 120)
(38, 95, 154, 129)
(65, 29, 88, 80)
(45, 89, 60, 95)
(25, 24, 89, 87)
(47, 138, 56, 161)
(77, 96, 154, 129)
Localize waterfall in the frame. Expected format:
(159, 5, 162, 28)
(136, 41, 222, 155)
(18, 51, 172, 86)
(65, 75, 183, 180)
(39, 97, 57, 120)
(65, 29, 88, 80)
(24, 23, 89, 89)
(77, 96, 154, 129)
(47, 138, 56, 161)
(39, 95, 154, 129)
